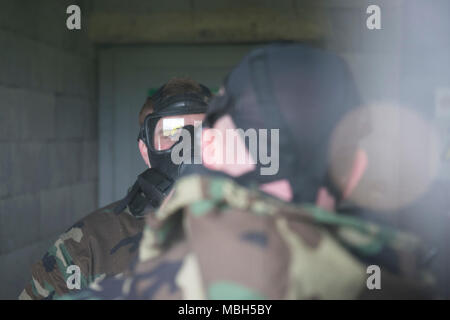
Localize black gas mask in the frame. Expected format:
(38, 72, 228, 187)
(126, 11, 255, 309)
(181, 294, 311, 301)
(138, 84, 211, 181)
(139, 106, 207, 181)
(114, 83, 211, 217)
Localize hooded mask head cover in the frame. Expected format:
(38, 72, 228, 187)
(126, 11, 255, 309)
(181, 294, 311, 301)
(202, 42, 366, 205)
(115, 82, 211, 216)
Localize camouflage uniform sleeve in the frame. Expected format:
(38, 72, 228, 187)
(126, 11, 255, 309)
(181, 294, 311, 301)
(18, 227, 88, 300)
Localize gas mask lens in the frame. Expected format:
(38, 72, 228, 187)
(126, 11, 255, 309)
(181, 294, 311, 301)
(153, 113, 205, 151)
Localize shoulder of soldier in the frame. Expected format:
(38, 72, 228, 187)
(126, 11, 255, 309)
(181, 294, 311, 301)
(63, 200, 144, 237)
(52, 200, 144, 275)
(69, 201, 124, 228)
(57, 199, 146, 266)
(21, 201, 146, 300)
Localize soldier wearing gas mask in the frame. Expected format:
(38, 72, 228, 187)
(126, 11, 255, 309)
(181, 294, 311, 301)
(115, 80, 210, 216)
(19, 78, 211, 300)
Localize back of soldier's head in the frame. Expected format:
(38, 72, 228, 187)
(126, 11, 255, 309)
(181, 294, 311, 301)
(205, 43, 365, 203)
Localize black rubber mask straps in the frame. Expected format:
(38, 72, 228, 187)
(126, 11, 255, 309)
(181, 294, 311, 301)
(232, 48, 299, 188)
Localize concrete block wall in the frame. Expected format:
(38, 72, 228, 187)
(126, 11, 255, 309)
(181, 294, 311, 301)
(0, 0, 97, 299)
